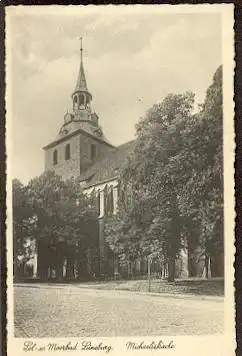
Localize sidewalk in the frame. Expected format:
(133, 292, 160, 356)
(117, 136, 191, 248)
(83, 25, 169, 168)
(14, 281, 224, 302)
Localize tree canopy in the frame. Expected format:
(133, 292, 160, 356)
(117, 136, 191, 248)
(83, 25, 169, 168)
(12, 171, 99, 275)
(104, 65, 223, 281)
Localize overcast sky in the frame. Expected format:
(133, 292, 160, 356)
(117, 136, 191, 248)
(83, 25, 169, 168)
(8, 8, 222, 184)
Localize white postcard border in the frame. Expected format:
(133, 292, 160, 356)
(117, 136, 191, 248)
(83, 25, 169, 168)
(5, 4, 235, 356)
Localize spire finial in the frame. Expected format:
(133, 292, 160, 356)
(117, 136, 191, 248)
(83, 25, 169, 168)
(80, 36, 83, 63)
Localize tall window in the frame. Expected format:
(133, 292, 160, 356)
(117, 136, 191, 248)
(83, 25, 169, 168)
(53, 149, 58, 165)
(73, 96, 78, 110)
(97, 191, 100, 216)
(65, 144, 71, 160)
(91, 144, 96, 161)
(80, 94, 85, 106)
(79, 148, 82, 174)
(103, 185, 108, 215)
(107, 187, 114, 216)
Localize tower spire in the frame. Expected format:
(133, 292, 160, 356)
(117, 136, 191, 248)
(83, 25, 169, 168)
(72, 37, 92, 113)
(73, 36, 90, 94)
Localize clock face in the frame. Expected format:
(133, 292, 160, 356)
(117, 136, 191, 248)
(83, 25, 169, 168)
(97, 128, 103, 137)
(60, 126, 69, 136)
(64, 113, 72, 124)
(92, 127, 102, 137)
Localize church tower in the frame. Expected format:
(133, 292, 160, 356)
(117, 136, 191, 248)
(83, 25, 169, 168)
(71, 37, 96, 126)
(43, 39, 114, 180)
(72, 38, 92, 115)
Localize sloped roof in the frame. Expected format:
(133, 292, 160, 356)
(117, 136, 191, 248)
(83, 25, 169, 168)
(80, 140, 136, 189)
(73, 57, 90, 95)
(75, 62, 87, 91)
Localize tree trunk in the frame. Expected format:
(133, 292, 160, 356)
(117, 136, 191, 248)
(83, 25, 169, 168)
(185, 219, 201, 278)
(167, 256, 176, 282)
(205, 253, 209, 279)
(66, 258, 75, 280)
(37, 242, 49, 281)
(210, 253, 224, 277)
(56, 260, 64, 281)
(188, 238, 199, 277)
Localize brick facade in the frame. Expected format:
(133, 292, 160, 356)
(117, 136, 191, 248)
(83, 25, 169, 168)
(44, 131, 113, 180)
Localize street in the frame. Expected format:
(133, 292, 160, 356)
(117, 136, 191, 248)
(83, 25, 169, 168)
(14, 284, 223, 337)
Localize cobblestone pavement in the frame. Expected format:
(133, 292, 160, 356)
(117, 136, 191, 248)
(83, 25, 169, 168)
(14, 284, 223, 337)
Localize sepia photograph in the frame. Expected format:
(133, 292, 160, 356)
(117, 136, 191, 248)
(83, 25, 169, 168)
(6, 4, 234, 350)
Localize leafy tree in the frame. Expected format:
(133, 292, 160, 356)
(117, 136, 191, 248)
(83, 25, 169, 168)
(107, 92, 195, 281)
(26, 171, 97, 243)
(12, 179, 34, 276)
(12, 171, 99, 280)
(105, 66, 223, 281)
(178, 66, 223, 277)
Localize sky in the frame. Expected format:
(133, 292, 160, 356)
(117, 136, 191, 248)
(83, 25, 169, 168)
(7, 7, 222, 184)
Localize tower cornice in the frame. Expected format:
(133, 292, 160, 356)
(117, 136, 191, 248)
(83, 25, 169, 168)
(43, 128, 115, 150)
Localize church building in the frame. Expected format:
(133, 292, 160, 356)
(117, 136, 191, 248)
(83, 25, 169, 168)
(39, 41, 211, 281)
(43, 40, 134, 216)
(41, 41, 137, 280)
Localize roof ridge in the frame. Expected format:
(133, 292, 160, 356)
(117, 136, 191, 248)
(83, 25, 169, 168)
(116, 139, 136, 149)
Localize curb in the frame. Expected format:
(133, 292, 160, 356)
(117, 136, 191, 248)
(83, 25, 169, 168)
(14, 283, 224, 302)
(79, 287, 224, 302)
(126, 290, 224, 302)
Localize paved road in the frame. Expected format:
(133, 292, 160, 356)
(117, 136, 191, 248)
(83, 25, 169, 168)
(14, 284, 223, 337)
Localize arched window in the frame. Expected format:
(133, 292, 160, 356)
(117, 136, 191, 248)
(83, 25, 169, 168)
(107, 187, 114, 216)
(53, 149, 58, 165)
(79, 148, 82, 174)
(96, 191, 100, 216)
(80, 93, 85, 106)
(103, 186, 114, 216)
(103, 185, 108, 215)
(73, 96, 78, 110)
(65, 144, 71, 160)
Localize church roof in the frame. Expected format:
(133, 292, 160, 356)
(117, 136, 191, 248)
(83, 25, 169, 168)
(80, 140, 136, 189)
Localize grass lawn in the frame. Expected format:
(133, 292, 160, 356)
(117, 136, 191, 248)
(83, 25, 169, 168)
(81, 278, 224, 296)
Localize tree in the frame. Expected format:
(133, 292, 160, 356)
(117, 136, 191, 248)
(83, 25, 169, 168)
(115, 92, 196, 281)
(26, 171, 97, 242)
(178, 66, 223, 277)
(105, 66, 223, 281)
(12, 179, 34, 277)
(13, 171, 99, 280)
